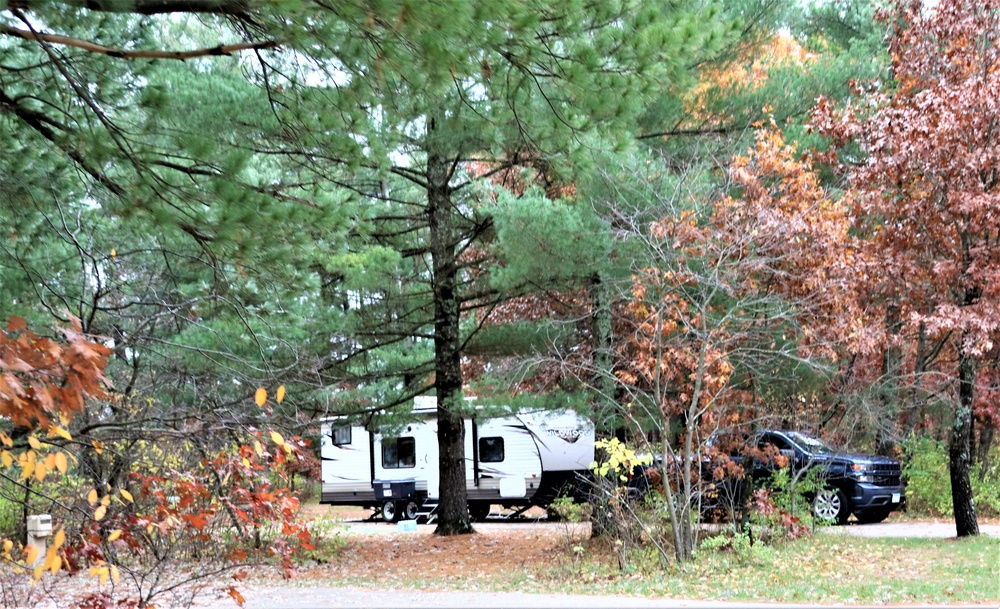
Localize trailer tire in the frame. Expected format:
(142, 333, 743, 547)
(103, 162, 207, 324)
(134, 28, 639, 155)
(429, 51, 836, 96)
(469, 502, 491, 521)
(403, 499, 420, 521)
(381, 500, 399, 523)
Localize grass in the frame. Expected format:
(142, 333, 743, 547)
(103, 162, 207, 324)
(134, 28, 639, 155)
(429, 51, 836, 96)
(315, 532, 1000, 605)
(530, 534, 1000, 604)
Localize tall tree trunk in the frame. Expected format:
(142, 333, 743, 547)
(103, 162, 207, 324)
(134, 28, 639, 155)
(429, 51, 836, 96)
(978, 420, 995, 481)
(588, 271, 615, 538)
(589, 271, 616, 432)
(428, 139, 472, 536)
(951, 335, 980, 537)
(877, 304, 901, 456)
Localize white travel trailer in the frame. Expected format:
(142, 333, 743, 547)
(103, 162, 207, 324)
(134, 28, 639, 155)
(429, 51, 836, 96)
(320, 396, 595, 521)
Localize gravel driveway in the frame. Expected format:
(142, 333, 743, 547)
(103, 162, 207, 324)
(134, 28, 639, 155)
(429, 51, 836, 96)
(820, 519, 1000, 537)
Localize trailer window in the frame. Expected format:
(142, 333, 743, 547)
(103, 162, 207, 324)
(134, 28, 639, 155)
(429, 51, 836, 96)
(382, 437, 416, 469)
(479, 437, 504, 463)
(330, 425, 352, 446)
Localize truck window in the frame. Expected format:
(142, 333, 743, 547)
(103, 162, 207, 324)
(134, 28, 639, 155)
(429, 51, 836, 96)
(758, 434, 790, 451)
(382, 437, 416, 469)
(479, 437, 505, 463)
(330, 425, 352, 446)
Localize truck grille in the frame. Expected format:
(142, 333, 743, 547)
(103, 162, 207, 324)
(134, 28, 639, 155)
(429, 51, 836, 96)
(869, 463, 901, 486)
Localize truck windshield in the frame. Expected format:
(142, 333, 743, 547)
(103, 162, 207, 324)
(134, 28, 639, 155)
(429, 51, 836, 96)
(785, 432, 838, 454)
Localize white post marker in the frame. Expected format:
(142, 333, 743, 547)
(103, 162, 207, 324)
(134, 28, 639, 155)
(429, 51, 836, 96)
(26, 514, 52, 565)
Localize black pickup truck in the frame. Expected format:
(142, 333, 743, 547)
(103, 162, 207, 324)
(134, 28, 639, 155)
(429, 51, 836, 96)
(722, 429, 907, 524)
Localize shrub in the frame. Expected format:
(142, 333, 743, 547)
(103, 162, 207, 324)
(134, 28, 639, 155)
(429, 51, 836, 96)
(902, 435, 1000, 517)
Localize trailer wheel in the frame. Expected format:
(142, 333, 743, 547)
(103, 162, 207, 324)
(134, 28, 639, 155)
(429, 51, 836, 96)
(381, 500, 399, 523)
(469, 502, 491, 521)
(403, 499, 420, 521)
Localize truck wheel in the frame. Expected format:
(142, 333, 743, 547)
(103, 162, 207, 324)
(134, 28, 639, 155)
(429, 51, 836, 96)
(403, 499, 420, 521)
(381, 500, 399, 523)
(855, 508, 891, 524)
(813, 488, 849, 525)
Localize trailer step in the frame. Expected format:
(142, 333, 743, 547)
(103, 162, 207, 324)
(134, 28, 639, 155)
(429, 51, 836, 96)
(415, 498, 439, 524)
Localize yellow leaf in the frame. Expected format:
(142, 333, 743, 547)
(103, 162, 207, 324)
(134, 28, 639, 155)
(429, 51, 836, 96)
(25, 545, 38, 564)
(98, 566, 108, 585)
(27, 437, 40, 450)
(50, 555, 62, 575)
(1, 451, 11, 468)
(54, 452, 67, 474)
(87, 489, 98, 506)
(21, 461, 34, 481)
(107, 530, 121, 542)
(94, 505, 107, 521)
(101, 494, 111, 506)
(276, 385, 286, 404)
(270, 431, 285, 446)
(110, 248, 117, 258)
(110, 564, 120, 584)
(92, 440, 104, 455)
(3, 539, 11, 553)
(253, 441, 263, 457)
(254, 387, 267, 407)
(0, 432, 11, 447)
(53, 529, 65, 549)
(120, 489, 134, 503)
(146, 524, 154, 534)
(33, 564, 43, 580)
(242, 457, 250, 468)
(50, 426, 72, 442)
(45, 454, 56, 471)
(34, 462, 46, 482)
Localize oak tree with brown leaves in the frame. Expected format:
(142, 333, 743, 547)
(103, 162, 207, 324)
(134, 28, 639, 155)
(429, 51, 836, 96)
(812, 0, 1000, 537)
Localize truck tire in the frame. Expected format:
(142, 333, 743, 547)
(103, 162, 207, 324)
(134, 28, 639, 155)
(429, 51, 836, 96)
(813, 488, 849, 525)
(381, 500, 399, 523)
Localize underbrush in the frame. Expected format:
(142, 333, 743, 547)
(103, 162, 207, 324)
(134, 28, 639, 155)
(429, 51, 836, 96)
(902, 435, 1000, 517)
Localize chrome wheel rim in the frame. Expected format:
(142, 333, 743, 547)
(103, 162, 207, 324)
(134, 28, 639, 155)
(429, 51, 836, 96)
(815, 490, 841, 520)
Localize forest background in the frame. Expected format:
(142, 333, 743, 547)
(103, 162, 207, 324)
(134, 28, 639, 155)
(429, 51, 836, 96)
(0, 0, 998, 606)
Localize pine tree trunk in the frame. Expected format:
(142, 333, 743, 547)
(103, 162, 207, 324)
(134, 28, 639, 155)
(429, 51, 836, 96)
(588, 272, 614, 539)
(427, 140, 473, 536)
(951, 342, 980, 537)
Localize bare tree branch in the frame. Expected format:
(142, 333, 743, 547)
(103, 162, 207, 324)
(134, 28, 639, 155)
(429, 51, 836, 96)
(2, 25, 278, 60)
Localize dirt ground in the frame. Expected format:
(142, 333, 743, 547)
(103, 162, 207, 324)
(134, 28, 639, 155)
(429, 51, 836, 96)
(299, 504, 588, 586)
(297, 504, 1000, 586)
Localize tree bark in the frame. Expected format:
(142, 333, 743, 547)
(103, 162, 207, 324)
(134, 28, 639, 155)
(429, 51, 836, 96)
(427, 134, 472, 536)
(588, 271, 614, 539)
(951, 338, 980, 537)
(588, 271, 615, 432)
(876, 303, 901, 456)
(978, 420, 995, 481)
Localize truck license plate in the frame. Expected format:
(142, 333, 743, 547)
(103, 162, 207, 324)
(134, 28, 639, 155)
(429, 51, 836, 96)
(891, 493, 901, 503)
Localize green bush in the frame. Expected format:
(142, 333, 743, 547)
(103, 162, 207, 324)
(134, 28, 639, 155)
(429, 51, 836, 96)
(902, 435, 1000, 517)
(0, 486, 20, 540)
